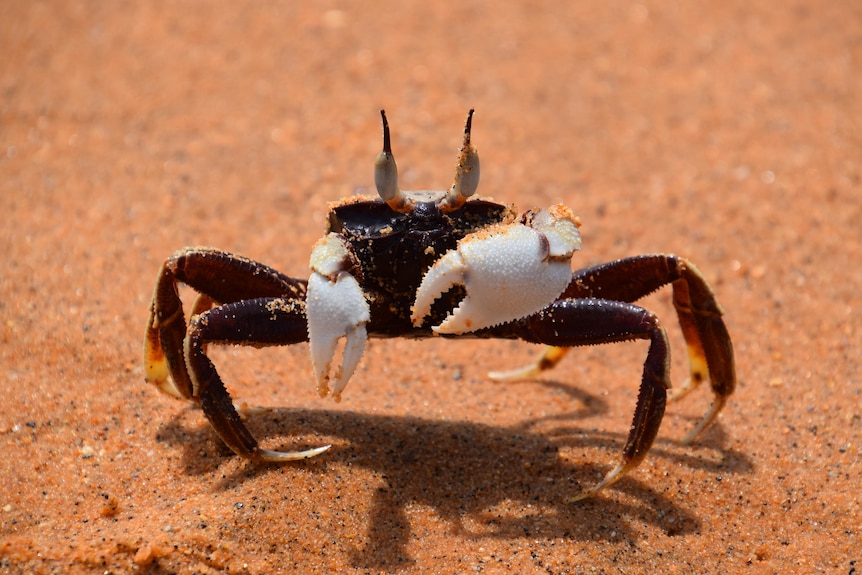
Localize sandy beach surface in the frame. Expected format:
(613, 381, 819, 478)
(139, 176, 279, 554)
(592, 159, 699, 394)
(1, 2, 859, 573)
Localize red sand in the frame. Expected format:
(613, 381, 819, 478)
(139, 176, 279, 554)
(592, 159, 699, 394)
(1, 2, 859, 573)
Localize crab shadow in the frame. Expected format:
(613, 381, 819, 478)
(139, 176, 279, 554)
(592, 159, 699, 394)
(157, 382, 750, 570)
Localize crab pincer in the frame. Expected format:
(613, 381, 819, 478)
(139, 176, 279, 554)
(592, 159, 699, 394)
(306, 233, 370, 401)
(411, 206, 582, 334)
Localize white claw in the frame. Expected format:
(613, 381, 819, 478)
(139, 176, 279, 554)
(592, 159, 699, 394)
(411, 205, 582, 334)
(307, 234, 370, 400)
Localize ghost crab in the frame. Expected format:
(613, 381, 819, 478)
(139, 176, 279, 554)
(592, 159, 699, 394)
(144, 110, 735, 500)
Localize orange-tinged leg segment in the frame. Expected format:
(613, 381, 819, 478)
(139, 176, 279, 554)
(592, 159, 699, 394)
(487, 345, 569, 381)
(143, 248, 314, 457)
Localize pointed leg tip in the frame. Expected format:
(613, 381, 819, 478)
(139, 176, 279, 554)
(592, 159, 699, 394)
(487, 364, 541, 382)
(257, 444, 332, 461)
(680, 397, 727, 445)
(146, 370, 187, 400)
(568, 490, 595, 504)
(570, 462, 629, 503)
(679, 432, 697, 446)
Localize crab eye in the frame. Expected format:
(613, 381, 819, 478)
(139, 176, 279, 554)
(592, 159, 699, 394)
(374, 110, 398, 201)
(374, 110, 413, 213)
(440, 109, 480, 213)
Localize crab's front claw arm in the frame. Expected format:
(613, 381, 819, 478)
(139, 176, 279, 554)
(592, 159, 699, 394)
(412, 205, 582, 334)
(306, 234, 370, 401)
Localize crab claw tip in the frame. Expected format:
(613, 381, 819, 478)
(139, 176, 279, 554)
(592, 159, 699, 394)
(410, 250, 466, 330)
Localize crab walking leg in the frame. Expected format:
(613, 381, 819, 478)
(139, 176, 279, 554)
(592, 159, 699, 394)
(145, 266, 193, 399)
(494, 254, 736, 444)
(144, 247, 306, 401)
(514, 298, 671, 501)
(668, 264, 735, 443)
(563, 254, 736, 444)
(184, 297, 330, 461)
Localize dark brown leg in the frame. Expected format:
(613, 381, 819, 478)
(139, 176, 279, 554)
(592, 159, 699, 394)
(568, 254, 735, 442)
(495, 254, 735, 444)
(516, 298, 671, 500)
(144, 247, 306, 400)
(185, 297, 329, 461)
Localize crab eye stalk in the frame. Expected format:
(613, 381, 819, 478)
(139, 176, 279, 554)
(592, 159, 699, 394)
(440, 108, 480, 213)
(374, 110, 414, 213)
